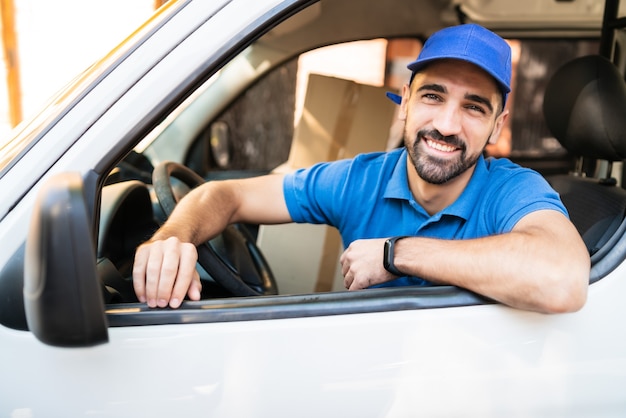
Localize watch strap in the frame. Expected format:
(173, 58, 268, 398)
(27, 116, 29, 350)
(383, 236, 410, 276)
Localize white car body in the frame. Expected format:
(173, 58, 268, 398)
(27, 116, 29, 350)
(1, 0, 626, 416)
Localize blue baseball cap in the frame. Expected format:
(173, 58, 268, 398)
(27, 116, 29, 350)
(387, 24, 512, 107)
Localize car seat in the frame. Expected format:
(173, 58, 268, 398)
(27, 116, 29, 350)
(543, 55, 626, 255)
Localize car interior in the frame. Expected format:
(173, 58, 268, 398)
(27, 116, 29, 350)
(543, 55, 626, 266)
(3, 0, 626, 335)
(96, 0, 626, 310)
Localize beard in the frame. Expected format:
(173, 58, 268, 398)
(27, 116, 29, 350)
(405, 128, 483, 185)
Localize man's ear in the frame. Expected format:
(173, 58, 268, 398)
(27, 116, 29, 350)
(488, 109, 509, 145)
(398, 84, 411, 121)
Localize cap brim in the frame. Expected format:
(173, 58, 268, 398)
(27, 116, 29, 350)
(386, 91, 402, 105)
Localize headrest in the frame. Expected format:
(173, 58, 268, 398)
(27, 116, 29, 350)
(543, 55, 626, 161)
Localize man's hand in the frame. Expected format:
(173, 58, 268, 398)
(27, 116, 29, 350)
(132, 236, 202, 308)
(340, 238, 395, 290)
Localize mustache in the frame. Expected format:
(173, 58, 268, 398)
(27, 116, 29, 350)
(417, 129, 465, 150)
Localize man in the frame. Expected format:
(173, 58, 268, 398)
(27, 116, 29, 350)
(133, 24, 590, 313)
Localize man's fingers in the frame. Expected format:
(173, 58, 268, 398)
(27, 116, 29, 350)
(144, 243, 166, 308)
(170, 243, 200, 308)
(344, 273, 354, 290)
(132, 237, 200, 309)
(156, 240, 183, 307)
(132, 245, 150, 303)
(134, 240, 166, 307)
(182, 270, 202, 307)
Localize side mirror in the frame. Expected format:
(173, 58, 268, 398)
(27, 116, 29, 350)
(24, 172, 108, 347)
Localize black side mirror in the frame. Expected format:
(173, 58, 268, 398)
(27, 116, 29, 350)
(24, 172, 108, 347)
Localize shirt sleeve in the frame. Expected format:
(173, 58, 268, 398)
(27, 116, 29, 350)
(282, 159, 352, 226)
(491, 168, 569, 233)
(282, 152, 392, 229)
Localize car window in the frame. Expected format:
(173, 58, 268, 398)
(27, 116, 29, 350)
(185, 37, 600, 180)
(2, 0, 622, 336)
(185, 59, 298, 176)
(508, 40, 596, 154)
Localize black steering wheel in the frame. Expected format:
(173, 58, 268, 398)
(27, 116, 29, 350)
(152, 161, 278, 297)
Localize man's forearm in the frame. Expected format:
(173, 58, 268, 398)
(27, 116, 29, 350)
(151, 181, 236, 245)
(150, 174, 292, 245)
(392, 211, 590, 313)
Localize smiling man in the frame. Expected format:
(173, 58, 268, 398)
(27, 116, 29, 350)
(133, 24, 590, 314)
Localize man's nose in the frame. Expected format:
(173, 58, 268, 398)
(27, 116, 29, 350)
(432, 104, 462, 137)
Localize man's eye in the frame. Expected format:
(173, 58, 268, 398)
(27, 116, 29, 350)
(422, 93, 441, 101)
(466, 104, 486, 114)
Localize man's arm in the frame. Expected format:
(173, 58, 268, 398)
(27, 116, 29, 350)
(132, 173, 291, 308)
(341, 210, 590, 314)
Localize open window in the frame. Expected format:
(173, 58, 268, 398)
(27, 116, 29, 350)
(4, 0, 626, 338)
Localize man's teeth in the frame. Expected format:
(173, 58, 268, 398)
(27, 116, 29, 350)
(426, 139, 456, 152)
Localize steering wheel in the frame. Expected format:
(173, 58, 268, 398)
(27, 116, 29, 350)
(152, 161, 278, 297)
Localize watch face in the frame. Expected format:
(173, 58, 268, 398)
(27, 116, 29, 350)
(384, 241, 390, 269)
(384, 236, 408, 276)
(384, 238, 395, 272)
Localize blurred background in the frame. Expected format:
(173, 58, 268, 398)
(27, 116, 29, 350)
(2, 1, 577, 161)
(0, 0, 396, 149)
(0, 0, 165, 141)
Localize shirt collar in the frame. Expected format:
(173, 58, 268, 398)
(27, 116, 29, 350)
(383, 149, 412, 201)
(384, 150, 489, 221)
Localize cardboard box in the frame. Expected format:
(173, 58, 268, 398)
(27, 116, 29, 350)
(288, 73, 397, 167)
(259, 74, 398, 294)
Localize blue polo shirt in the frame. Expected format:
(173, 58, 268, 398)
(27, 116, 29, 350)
(283, 148, 567, 287)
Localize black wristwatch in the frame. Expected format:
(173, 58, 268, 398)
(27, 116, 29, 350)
(383, 236, 409, 276)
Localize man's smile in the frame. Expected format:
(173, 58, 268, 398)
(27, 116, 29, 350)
(418, 129, 465, 157)
(424, 137, 460, 153)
